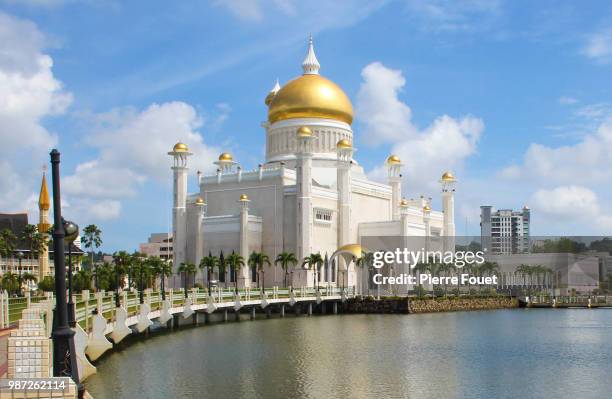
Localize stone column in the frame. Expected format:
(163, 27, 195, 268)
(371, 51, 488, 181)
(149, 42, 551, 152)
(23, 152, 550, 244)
(238, 194, 251, 288)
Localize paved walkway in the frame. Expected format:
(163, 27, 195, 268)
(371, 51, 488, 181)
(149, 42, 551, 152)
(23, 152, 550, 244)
(0, 327, 15, 378)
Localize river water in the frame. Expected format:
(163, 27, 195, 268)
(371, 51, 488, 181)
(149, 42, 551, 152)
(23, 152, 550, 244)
(85, 309, 612, 399)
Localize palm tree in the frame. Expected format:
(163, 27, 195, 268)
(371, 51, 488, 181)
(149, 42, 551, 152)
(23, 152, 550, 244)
(248, 251, 271, 294)
(31, 231, 48, 268)
(177, 262, 197, 298)
(275, 252, 298, 288)
(199, 252, 218, 296)
(21, 272, 37, 292)
(149, 257, 172, 299)
(1, 272, 19, 296)
(302, 253, 324, 292)
(227, 251, 245, 294)
(356, 251, 374, 295)
(82, 225, 102, 290)
(516, 264, 532, 294)
(74, 269, 92, 292)
(20, 224, 37, 265)
(413, 261, 429, 295)
(0, 229, 17, 273)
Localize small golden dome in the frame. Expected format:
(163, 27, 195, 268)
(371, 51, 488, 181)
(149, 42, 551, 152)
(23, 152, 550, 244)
(387, 155, 401, 165)
(296, 126, 313, 138)
(423, 205, 432, 213)
(219, 152, 233, 162)
(239, 194, 249, 201)
(268, 74, 353, 125)
(173, 142, 189, 152)
(195, 197, 205, 205)
(400, 199, 409, 207)
(336, 139, 352, 149)
(441, 171, 456, 182)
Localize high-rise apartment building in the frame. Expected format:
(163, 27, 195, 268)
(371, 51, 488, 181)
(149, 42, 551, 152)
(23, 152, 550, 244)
(480, 206, 530, 254)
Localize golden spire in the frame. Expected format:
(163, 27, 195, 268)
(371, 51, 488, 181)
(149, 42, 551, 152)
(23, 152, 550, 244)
(38, 172, 50, 211)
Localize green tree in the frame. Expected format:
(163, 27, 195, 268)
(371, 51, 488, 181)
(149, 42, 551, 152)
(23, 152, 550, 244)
(74, 269, 93, 292)
(302, 253, 324, 292)
(275, 252, 298, 288)
(37, 275, 55, 292)
(227, 252, 245, 295)
(177, 262, 197, 298)
(199, 252, 218, 296)
(82, 225, 102, 290)
(1, 272, 19, 296)
(248, 251, 271, 294)
(20, 224, 37, 265)
(0, 229, 17, 273)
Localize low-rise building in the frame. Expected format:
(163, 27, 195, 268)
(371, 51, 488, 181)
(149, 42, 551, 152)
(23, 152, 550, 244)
(139, 233, 173, 260)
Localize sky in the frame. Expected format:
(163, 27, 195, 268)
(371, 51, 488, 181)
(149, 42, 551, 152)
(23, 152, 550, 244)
(1, 0, 611, 252)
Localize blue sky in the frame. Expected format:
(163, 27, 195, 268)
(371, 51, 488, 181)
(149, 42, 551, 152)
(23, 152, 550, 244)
(1, 0, 611, 252)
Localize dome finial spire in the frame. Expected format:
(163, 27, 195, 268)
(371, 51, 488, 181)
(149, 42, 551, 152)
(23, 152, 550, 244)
(302, 34, 320, 75)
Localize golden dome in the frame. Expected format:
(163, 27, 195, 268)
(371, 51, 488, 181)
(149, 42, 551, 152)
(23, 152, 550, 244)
(239, 194, 249, 201)
(173, 142, 189, 152)
(387, 155, 401, 165)
(195, 197, 205, 205)
(423, 205, 432, 213)
(441, 171, 456, 182)
(268, 74, 353, 125)
(336, 139, 352, 149)
(296, 126, 313, 137)
(265, 91, 276, 106)
(400, 199, 409, 207)
(218, 152, 233, 162)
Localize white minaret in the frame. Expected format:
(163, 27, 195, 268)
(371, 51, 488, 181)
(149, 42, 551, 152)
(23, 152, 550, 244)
(386, 155, 403, 221)
(194, 197, 206, 269)
(336, 139, 354, 246)
(238, 194, 251, 288)
(440, 171, 456, 252)
(302, 34, 320, 75)
(295, 126, 315, 265)
(168, 142, 192, 282)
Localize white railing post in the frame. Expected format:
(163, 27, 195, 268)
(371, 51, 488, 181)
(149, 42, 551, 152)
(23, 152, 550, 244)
(0, 291, 5, 329)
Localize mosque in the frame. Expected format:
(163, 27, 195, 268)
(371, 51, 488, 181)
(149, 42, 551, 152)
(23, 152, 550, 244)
(169, 37, 457, 289)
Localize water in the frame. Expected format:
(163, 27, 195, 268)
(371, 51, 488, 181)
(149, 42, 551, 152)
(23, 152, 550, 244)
(85, 309, 612, 399)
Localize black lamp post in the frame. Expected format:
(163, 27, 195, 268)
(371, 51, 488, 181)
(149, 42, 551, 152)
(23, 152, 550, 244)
(49, 149, 82, 397)
(160, 259, 167, 301)
(114, 259, 121, 308)
(139, 257, 145, 304)
(16, 251, 24, 296)
(63, 219, 79, 328)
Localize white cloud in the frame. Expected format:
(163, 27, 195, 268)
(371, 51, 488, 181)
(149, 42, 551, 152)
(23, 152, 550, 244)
(530, 185, 612, 232)
(558, 96, 577, 105)
(0, 12, 72, 213)
(63, 102, 221, 220)
(501, 117, 612, 184)
(582, 28, 612, 63)
(357, 62, 483, 194)
(531, 186, 599, 219)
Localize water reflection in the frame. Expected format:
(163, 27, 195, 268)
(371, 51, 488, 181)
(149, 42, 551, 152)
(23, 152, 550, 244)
(86, 309, 612, 399)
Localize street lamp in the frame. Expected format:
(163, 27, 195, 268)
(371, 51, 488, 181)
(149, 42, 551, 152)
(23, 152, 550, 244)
(16, 251, 24, 296)
(139, 257, 145, 304)
(63, 219, 79, 328)
(49, 149, 82, 397)
(114, 257, 121, 308)
(161, 259, 168, 301)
